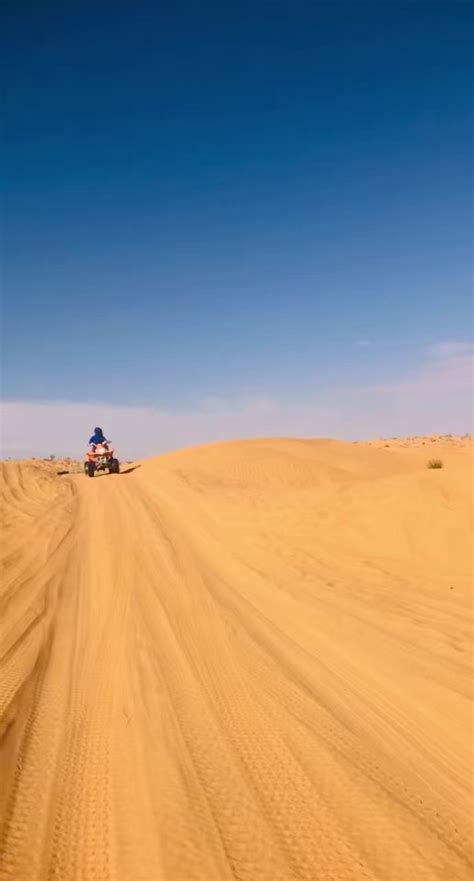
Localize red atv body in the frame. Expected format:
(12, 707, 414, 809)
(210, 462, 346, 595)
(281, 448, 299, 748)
(84, 443, 120, 477)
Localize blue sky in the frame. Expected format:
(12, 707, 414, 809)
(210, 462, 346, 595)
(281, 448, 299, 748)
(2, 1, 473, 456)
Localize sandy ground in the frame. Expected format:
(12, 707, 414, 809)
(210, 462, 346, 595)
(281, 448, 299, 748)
(0, 437, 472, 880)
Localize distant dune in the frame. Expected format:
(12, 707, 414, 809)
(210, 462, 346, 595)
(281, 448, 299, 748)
(1, 437, 472, 880)
(363, 433, 472, 450)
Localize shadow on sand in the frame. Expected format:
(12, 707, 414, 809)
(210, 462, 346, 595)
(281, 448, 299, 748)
(120, 465, 141, 475)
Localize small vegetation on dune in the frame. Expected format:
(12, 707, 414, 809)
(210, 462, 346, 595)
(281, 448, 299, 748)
(428, 459, 443, 469)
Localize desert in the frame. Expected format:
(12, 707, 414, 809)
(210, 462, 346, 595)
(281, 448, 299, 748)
(1, 436, 472, 880)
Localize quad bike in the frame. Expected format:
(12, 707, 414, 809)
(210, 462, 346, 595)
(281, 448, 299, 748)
(84, 443, 120, 477)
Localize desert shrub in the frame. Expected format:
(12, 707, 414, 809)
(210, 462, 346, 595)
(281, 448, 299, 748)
(428, 459, 443, 469)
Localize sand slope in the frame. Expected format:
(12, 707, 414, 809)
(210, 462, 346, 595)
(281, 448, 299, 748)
(0, 439, 472, 880)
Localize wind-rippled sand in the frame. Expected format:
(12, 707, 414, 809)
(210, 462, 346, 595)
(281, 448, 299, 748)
(1, 437, 472, 880)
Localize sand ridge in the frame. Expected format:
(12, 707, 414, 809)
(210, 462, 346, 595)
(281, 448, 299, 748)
(0, 438, 472, 880)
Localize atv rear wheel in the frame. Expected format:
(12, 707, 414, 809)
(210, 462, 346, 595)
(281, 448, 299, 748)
(85, 461, 95, 478)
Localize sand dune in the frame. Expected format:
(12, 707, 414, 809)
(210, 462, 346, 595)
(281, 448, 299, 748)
(0, 438, 472, 880)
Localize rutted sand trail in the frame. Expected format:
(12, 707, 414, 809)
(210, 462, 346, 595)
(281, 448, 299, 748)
(0, 439, 472, 880)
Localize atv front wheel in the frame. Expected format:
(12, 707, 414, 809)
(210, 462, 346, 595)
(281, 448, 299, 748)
(109, 458, 120, 474)
(85, 461, 95, 478)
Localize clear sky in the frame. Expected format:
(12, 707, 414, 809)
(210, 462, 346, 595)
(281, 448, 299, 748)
(2, 1, 473, 457)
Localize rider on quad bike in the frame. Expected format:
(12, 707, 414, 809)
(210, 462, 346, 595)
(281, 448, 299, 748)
(85, 427, 120, 477)
(89, 426, 110, 451)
